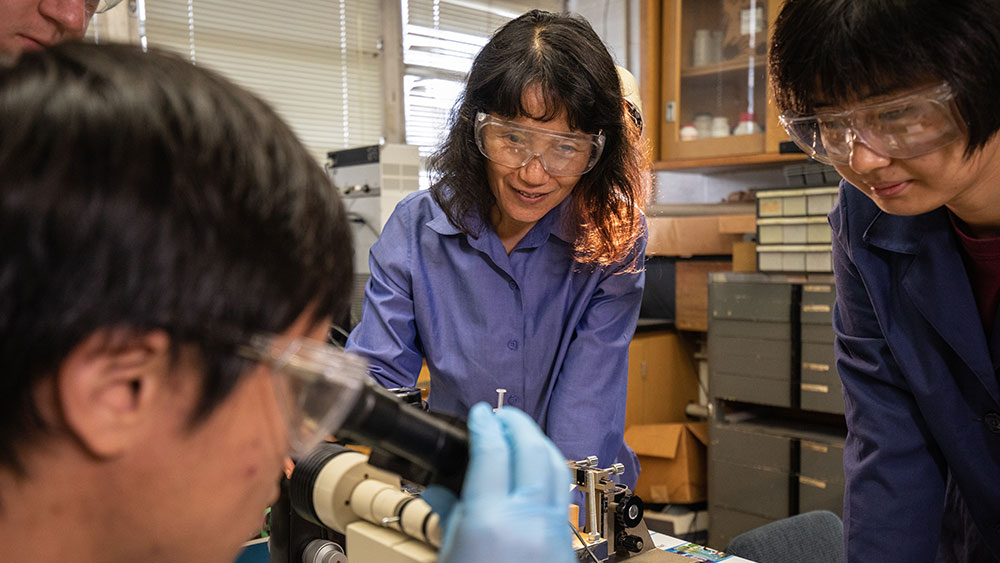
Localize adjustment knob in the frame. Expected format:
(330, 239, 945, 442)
(619, 534, 643, 553)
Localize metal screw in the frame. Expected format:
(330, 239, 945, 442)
(494, 388, 507, 411)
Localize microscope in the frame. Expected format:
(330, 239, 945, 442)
(268, 382, 657, 563)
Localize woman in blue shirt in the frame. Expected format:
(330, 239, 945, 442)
(347, 9, 649, 486)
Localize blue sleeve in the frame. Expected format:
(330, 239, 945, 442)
(345, 201, 423, 389)
(830, 188, 946, 563)
(544, 222, 647, 487)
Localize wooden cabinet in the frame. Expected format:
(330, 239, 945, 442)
(645, 0, 803, 169)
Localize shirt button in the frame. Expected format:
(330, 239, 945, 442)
(509, 281, 517, 290)
(985, 412, 1000, 433)
(509, 396, 519, 405)
(507, 339, 518, 350)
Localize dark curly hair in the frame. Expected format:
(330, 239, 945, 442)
(428, 10, 648, 267)
(769, 0, 1000, 158)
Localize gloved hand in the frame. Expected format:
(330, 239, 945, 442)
(422, 402, 576, 563)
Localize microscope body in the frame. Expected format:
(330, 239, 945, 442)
(272, 443, 441, 563)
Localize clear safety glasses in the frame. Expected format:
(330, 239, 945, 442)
(237, 335, 370, 457)
(86, 0, 125, 16)
(474, 112, 606, 177)
(779, 83, 964, 166)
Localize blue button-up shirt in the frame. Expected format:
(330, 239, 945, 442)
(346, 189, 646, 486)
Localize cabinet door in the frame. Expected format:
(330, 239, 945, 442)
(659, 0, 785, 161)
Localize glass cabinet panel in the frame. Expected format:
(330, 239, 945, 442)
(660, 0, 777, 161)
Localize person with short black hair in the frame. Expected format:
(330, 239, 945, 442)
(0, 41, 576, 563)
(770, 1, 1000, 561)
(346, 9, 649, 489)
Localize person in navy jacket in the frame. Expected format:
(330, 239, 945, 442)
(769, 1, 1000, 561)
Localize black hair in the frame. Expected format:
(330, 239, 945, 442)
(769, 0, 1000, 157)
(0, 42, 352, 472)
(428, 10, 648, 267)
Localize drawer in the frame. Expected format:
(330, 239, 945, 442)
(801, 284, 835, 321)
(798, 477, 845, 516)
(800, 365, 844, 415)
(801, 322, 834, 344)
(711, 424, 793, 472)
(709, 281, 794, 322)
(710, 335, 793, 380)
(800, 439, 845, 483)
(713, 371, 793, 408)
(708, 506, 774, 551)
(756, 245, 833, 274)
(712, 319, 793, 341)
(710, 458, 790, 520)
(802, 342, 836, 371)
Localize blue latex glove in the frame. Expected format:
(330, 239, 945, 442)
(422, 402, 576, 563)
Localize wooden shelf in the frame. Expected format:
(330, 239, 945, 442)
(681, 55, 765, 78)
(653, 152, 807, 172)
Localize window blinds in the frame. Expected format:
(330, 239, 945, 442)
(143, 0, 383, 164)
(403, 0, 565, 158)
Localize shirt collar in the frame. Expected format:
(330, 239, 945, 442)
(425, 191, 576, 246)
(862, 205, 950, 255)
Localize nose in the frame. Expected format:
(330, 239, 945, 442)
(518, 154, 550, 185)
(38, 0, 91, 40)
(847, 137, 891, 175)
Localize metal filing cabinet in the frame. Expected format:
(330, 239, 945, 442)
(708, 421, 847, 548)
(800, 284, 844, 414)
(708, 275, 797, 408)
(706, 273, 847, 548)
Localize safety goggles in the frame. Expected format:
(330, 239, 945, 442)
(779, 83, 964, 166)
(237, 335, 370, 457)
(86, 0, 125, 16)
(474, 112, 605, 177)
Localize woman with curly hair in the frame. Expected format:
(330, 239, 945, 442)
(347, 9, 649, 486)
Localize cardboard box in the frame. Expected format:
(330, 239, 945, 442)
(646, 216, 746, 257)
(626, 331, 699, 428)
(731, 241, 757, 272)
(675, 260, 732, 332)
(626, 422, 708, 504)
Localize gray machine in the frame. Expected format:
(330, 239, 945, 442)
(326, 144, 421, 329)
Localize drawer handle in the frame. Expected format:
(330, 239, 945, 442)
(802, 362, 830, 372)
(801, 383, 830, 393)
(799, 476, 828, 489)
(802, 304, 831, 313)
(801, 441, 829, 453)
(803, 285, 832, 293)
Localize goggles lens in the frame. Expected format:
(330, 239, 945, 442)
(240, 335, 369, 457)
(474, 112, 605, 176)
(779, 83, 963, 165)
(86, 0, 125, 15)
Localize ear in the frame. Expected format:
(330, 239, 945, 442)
(57, 329, 173, 459)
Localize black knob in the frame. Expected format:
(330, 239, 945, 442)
(620, 534, 643, 553)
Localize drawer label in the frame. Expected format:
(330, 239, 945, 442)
(802, 304, 832, 313)
(802, 363, 830, 372)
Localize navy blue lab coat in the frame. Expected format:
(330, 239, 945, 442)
(831, 181, 1000, 562)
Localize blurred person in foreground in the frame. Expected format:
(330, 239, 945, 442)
(0, 41, 574, 563)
